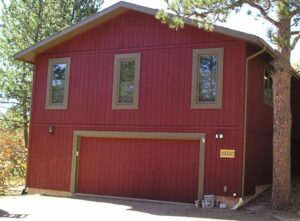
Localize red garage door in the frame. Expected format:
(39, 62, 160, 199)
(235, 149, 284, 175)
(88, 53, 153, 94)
(76, 137, 200, 203)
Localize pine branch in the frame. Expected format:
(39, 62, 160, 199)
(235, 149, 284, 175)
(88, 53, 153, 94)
(245, 1, 278, 26)
(291, 7, 300, 17)
(291, 31, 300, 35)
(291, 33, 300, 49)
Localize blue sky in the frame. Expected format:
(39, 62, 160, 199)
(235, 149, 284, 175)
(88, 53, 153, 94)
(103, 0, 300, 65)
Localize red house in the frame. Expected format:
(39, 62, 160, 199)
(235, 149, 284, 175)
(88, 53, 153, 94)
(15, 2, 300, 206)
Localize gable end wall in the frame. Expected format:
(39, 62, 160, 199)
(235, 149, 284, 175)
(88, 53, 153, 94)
(28, 10, 247, 198)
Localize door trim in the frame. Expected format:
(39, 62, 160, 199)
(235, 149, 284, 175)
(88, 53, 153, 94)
(70, 130, 206, 201)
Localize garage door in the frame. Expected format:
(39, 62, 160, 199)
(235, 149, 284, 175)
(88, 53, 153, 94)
(76, 137, 201, 203)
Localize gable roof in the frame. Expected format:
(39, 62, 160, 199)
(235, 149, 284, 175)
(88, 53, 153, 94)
(15, 1, 275, 64)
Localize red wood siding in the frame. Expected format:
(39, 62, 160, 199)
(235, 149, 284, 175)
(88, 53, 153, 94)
(27, 127, 73, 191)
(28, 10, 246, 198)
(244, 47, 273, 195)
(77, 137, 199, 203)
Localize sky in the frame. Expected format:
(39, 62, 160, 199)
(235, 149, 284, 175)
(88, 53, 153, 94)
(102, 0, 300, 64)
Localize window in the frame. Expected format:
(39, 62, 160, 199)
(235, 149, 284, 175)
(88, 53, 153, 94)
(112, 53, 140, 109)
(263, 63, 273, 106)
(191, 48, 224, 109)
(46, 58, 71, 109)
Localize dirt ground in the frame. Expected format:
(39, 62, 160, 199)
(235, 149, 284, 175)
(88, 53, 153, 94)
(0, 178, 299, 221)
(239, 177, 300, 220)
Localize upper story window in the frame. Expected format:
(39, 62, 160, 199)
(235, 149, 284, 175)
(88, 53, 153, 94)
(46, 58, 71, 109)
(263, 63, 273, 106)
(191, 48, 224, 109)
(112, 53, 140, 109)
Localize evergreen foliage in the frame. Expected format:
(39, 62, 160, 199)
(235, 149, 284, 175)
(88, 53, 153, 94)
(0, 0, 103, 149)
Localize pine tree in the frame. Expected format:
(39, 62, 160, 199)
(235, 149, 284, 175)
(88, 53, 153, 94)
(156, 0, 300, 209)
(0, 0, 103, 149)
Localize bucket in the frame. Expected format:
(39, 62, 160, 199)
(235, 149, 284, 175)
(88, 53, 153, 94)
(194, 200, 200, 207)
(204, 194, 214, 208)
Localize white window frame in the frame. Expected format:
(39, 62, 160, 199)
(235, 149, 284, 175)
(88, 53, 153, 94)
(45, 57, 71, 110)
(112, 53, 141, 109)
(191, 48, 224, 109)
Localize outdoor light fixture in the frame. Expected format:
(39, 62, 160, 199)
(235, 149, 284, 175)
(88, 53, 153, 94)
(48, 126, 55, 135)
(215, 133, 224, 140)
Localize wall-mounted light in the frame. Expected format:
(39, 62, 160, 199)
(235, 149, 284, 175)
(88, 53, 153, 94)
(48, 126, 55, 135)
(215, 133, 224, 140)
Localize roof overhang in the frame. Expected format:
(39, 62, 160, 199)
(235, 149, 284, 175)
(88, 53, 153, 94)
(15, 1, 275, 64)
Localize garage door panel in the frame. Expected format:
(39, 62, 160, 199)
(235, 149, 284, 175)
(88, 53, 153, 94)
(77, 137, 199, 203)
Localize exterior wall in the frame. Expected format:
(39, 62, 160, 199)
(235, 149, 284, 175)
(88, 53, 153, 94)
(244, 46, 273, 195)
(28, 11, 246, 197)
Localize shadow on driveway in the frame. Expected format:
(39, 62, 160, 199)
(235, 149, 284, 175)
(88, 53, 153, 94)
(67, 194, 268, 221)
(0, 209, 27, 218)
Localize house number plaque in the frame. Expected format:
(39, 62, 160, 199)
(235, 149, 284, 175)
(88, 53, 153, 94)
(220, 149, 235, 158)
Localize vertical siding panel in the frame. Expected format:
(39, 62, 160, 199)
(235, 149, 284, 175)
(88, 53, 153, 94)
(149, 49, 157, 125)
(177, 48, 185, 126)
(89, 54, 96, 125)
(154, 49, 163, 126)
(182, 48, 190, 125)
(143, 51, 151, 124)
(167, 48, 174, 125)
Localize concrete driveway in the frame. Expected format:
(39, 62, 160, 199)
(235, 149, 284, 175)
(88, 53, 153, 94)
(0, 194, 296, 221)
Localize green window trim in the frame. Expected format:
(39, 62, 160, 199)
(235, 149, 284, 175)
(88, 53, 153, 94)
(45, 57, 71, 110)
(191, 48, 224, 109)
(112, 53, 141, 109)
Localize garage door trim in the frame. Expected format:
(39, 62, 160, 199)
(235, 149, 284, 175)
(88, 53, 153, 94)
(70, 130, 206, 201)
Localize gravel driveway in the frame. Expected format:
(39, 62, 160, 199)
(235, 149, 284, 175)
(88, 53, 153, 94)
(0, 194, 298, 221)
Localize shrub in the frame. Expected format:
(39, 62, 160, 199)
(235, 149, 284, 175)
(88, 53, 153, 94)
(0, 125, 26, 194)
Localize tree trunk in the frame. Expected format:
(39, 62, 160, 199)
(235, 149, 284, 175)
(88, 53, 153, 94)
(271, 56, 292, 209)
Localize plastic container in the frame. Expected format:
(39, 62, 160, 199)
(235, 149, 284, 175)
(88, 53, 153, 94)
(204, 195, 214, 208)
(219, 203, 227, 209)
(201, 200, 206, 208)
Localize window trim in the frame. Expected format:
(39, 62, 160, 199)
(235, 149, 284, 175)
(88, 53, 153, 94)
(112, 53, 141, 109)
(263, 63, 273, 107)
(191, 48, 224, 109)
(45, 57, 71, 110)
